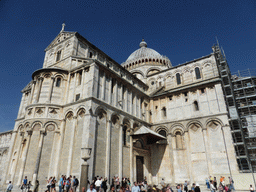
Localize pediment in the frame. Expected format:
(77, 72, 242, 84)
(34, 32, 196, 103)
(45, 31, 76, 51)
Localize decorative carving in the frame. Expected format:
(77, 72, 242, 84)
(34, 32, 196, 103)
(27, 108, 33, 116)
(49, 108, 59, 118)
(46, 124, 55, 132)
(35, 107, 45, 117)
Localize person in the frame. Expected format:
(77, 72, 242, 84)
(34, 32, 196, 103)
(95, 177, 102, 192)
(214, 177, 217, 190)
(166, 184, 173, 192)
(110, 186, 116, 192)
(220, 177, 225, 187)
(194, 184, 200, 192)
(132, 182, 140, 192)
(210, 180, 216, 192)
(72, 176, 79, 192)
(6, 181, 13, 192)
(87, 184, 97, 192)
(249, 184, 254, 192)
(206, 178, 210, 189)
(51, 177, 56, 192)
(228, 177, 234, 191)
(34, 180, 39, 192)
(218, 184, 224, 192)
(177, 184, 182, 192)
(47, 177, 52, 192)
(59, 175, 64, 192)
(184, 181, 188, 192)
(65, 177, 71, 192)
(102, 178, 108, 192)
(27, 181, 32, 192)
(22, 176, 28, 192)
(160, 179, 165, 189)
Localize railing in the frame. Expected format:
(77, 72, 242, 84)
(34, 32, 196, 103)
(232, 69, 256, 79)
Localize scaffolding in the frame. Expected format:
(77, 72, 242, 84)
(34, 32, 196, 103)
(232, 69, 256, 171)
(212, 45, 253, 172)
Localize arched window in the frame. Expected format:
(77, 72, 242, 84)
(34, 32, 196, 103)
(176, 73, 181, 85)
(123, 126, 127, 146)
(56, 77, 61, 87)
(89, 52, 93, 58)
(195, 67, 201, 79)
(175, 131, 183, 149)
(194, 100, 199, 111)
(161, 107, 166, 117)
(159, 130, 167, 137)
(56, 50, 62, 62)
(78, 70, 82, 85)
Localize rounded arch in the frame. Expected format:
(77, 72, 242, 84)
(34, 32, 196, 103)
(31, 121, 43, 131)
(186, 120, 203, 130)
(56, 45, 63, 51)
(170, 123, 185, 135)
(53, 73, 65, 80)
(155, 126, 168, 137)
(131, 70, 145, 78)
(43, 73, 52, 78)
(206, 118, 224, 129)
(187, 121, 203, 132)
(17, 124, 24, 132)
(111, 113, 120, 125)
(24, 122, 30, 130)
(44, 121, 57, 132)
(123, 118, 131, 127)
(146, 67, 161, 76)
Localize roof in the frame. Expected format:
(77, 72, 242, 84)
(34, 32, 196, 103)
(132, 125, 166, 144)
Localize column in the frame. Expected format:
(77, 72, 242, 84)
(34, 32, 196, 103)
(55, 119, 66, 178)
(119, 122, 123, 180)
(167, 134, 175, 185)
(105, 118, 111, 180)
(138, 97, 141, 118)
(73, 73, 77, 102)
(48, 130, 60, 178)
(184, 131, 193, 183)
(108, 77, 112, 104)
(17, 131, 32, 185)
(47, 77, 55, 103)
(29, 80, 36, 104)
(81, 69, 85, 98)
(35, 77, 43, 103)
(133, 94, 137, 117)
(202, 128, 212, 175)
(67, 116, 78, 176)
(124, 87, 127, 112)
(3, 130, 17, 185)
(10, 131, 23, 184)
(129, 120, 134, 184)
(65, 73, 71, 104)
(101, 72, 106, 101)
(32, 130, 45, 186)
(17, 94, 25, 118)
(120, 84, 123, 109)
(130, 91, 133, 115)
(114, 80, 118, 107)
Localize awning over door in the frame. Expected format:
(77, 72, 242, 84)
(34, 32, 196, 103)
(132, 126, 166, 144)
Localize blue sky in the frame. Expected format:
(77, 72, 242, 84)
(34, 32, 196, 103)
(0, 0, 255, 132)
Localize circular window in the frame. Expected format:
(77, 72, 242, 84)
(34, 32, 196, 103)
(151, 81, 155, 85)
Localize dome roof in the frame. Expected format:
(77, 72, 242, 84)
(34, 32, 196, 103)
(126, 39, 163, 62)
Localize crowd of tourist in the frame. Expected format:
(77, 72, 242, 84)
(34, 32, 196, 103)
(5, 174, 256, 192)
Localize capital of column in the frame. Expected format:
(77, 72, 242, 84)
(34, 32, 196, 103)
(73, 116, 78, 119)
(20, 131, 25, 136)
(39, 129, 46, 135)
(27, 130, 33, 135)
(51, 76, 55, 80)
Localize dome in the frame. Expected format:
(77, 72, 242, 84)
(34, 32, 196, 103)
(126, 39, 163, 62)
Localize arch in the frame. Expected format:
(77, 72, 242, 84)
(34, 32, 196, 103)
(75, 106, 86, 116)
(96, 108, 107, 120)
(134, 139, 144, 149)
(146, 67, 161, 76)
(18, 124, 24, 132)
(111, 114, 120, 125)
(43, 73, 52, 78)
(31, 121, 43, 131)
(142, 59, 144, 63)
(170, 123, 185, 135)
(64, 109, 75, 118)
(45, 121, 57, 132)
(24, 122, 30, 130)
(56, 45, 63, 51)
(188, 121, 202, 132)
(193, 100, 199, 111)
(145, 59, 148, 62)
(132, 70, 145, 78)
(65, 111, 74, 121)
(176, 73, 181, 85)
(186, 120, 203, 130)
(206, 118, 224, 128)
(195, 67, 201, 79)
(155, 126, 168, 133)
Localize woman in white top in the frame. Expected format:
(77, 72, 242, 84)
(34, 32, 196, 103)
(249, 185, 254, 192)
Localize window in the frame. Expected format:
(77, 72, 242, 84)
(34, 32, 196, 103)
(195, 67, 201, 79)
(169, 95, 173, 100)
(184, 92, 188, 97)
(123, 126, 127, 146)
(201, 88, 205, 94)
(78, 71, 82, 85)
(89, 52, 93, 58)
(176, 73, 181, 85)
(56, 78, 61, 87)
(56, 50, 62, 62)
(159, 130, 167, 137)
(194, 100, 199, 111)
(162, 107, 166, 117)
(75, 94, 80, 101)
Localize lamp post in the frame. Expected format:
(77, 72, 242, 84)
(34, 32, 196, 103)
(80, 147, 92, 192)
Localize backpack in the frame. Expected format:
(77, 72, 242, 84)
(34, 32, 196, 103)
(75, 178, 79, 186)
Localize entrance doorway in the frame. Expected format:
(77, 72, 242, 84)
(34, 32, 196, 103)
(136, 156, 144, 182)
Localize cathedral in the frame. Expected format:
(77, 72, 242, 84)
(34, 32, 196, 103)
(0, 25, 255, 191)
